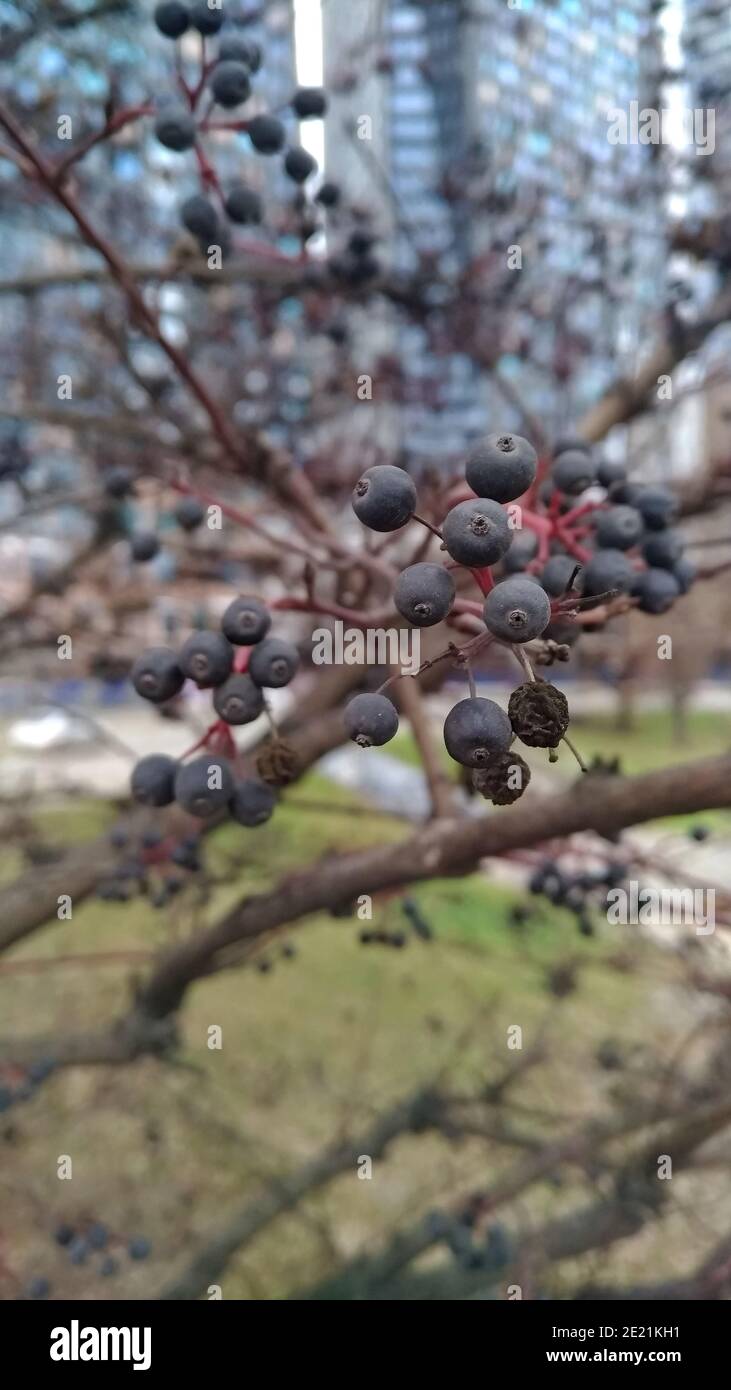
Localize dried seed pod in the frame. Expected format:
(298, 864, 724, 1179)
(472, 751, 531, 805)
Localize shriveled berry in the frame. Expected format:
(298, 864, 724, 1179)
(154, 109, 196, 151)
(174, 495, 206, 530)
(211, 60, 251, 108)
(352, 464, 416, 531)
(130, 531, 160, 562)
(131, 754, 177, 807)
(508, 681, 570, 748)
(580, 548, 634, 598)
(394, 562, 455, 627)
(483, 576, 551, 643)
(221, 595, 271, 645)
(443, 696, 512, 767)
(131, 647, 184, 703)
(154, 2, 189, 39)
(224, 184, 261, 224)
(292, 87, 327, 119)
(213, 673, 264, 724)
(540, 554, 580, 596)
(642, 529, 683, 569)
(179, 630, 233, 686)
(552, 449, 598, 495)
(472, 751, 531, 805)
(632, 567, 681, 614)
(594, 505, 644, 551)
(465, 433, 537, 503)
(284, 145, 317, 183)
(180, 194, 219, 240)
(248, 637, 300, 688)
(344, 692, 399, 747)
(229, 779, 277, 826)
(442, 498, 512, 567)
(247, 113, 285, 154)
(175, 755, 234, 817)
(190, 1, 224, 34)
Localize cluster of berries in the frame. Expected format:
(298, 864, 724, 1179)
(98, 824, 202, 907)
(345, 431, 691, 804)
(129, 596, 297, 828)
(426, 1209, 515, 1275)
(103, 468, 206, 565)
(0, 1056, 56, 1114)
(25, 1222, 152, 1297)
(528, 856, 630, 937)
(153, 1, 332, 251)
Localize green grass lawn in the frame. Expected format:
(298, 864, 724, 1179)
(0, 768, 691, 1301)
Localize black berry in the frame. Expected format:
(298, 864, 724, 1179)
(642, 529, 683, 570)
(218, 35, 261, 70)
(248, 637, 300, 688)
(284, 146, 317, 183)
(179, 630, 233, 686)
(104, 466, 134, 499)
(175, 755, 235, 817)
(635, 486, 677, 531)
(483, 576, 551, 643)
(541, 554, 580, 596)
(131, 647, 184, 703)
(442, 498, 512, 567)
(190, 1, 224, 35)
(247, 114, 285, 154)
(131, 754, 177, 807)
(581, 548, 634, 598)
(211, 60, 251, 108)
(394, 562, 455, 627)
(443, 696, 512, 767)
(316, 180, 340, 207)
(292, 87, 327, 119)
(174, 496, 206, 530)
(594, 505, 644, 551)
(465, 433, 537, 503)
(229, 778, 277, 826)
(130, 531, 160, 562)
(224, 184, 261, 224)
(352, 464, 416, 532)
(180, 194, 219, 241)
(344, 692, 399, 747)
(154, 110, 197, 152)
(221, 595, 271, 645)
(154, 2, 190, 39)
(632, 567, 681, 614)
(213, 673, 264, 724)
(553, 449, 598, 495)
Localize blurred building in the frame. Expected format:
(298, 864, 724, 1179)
(324, 0, 668, 460)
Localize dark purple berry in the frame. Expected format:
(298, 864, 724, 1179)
(552, 449, 598, 495)
(229, 779, 277, 826)
(180, 194, 219, 241)
(443, 697, 512, 768)
(179, 630, 233, 686)
(174, 496, 206, 530)
(87, 1222, 109, 1251)
(344, 692, 399, 748)
(596, 458, 626, 489)
(224, 184, 261, 224)
(130, 531, 160, 562)
(104, 466, 134, 499)
(352, 464, 416, 532)
(442, 498, 512, 567)
(483, 576, 551, 643)
(213, 673, 264, 724)
(540, 554, 580, 596)
(247, 114, 285, 154)
(315, 180, 340, 207)
(580, 549, 634, 598)
(673, 556, 696, 594)
(248, 637, 300, 688)
(154, 2, 190, 39)
(594, 505, 644, 551)
(54, 1223, 75, 1247)
(465, 433, 537, 503)
(503, 531, 538, 573)
(221, 595, 271, 645)
(292, 87, 327, 119)
(131, 647, 184, 703)
(394, 562, 455, 627)
(635, 486, 677, 531)
(218, 35, 261, 69)
(190, 1, 224, 35)
(154, 109, 197, 151)
(632, 567, 681, 614)
(175, 755, 235, 817)
(284, 145, 317, 183)
(128, 1236, 152, 1261)
(211, 60, 251, 108)
(131, 754, 177, 807)
(642, 529, 683, 570)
